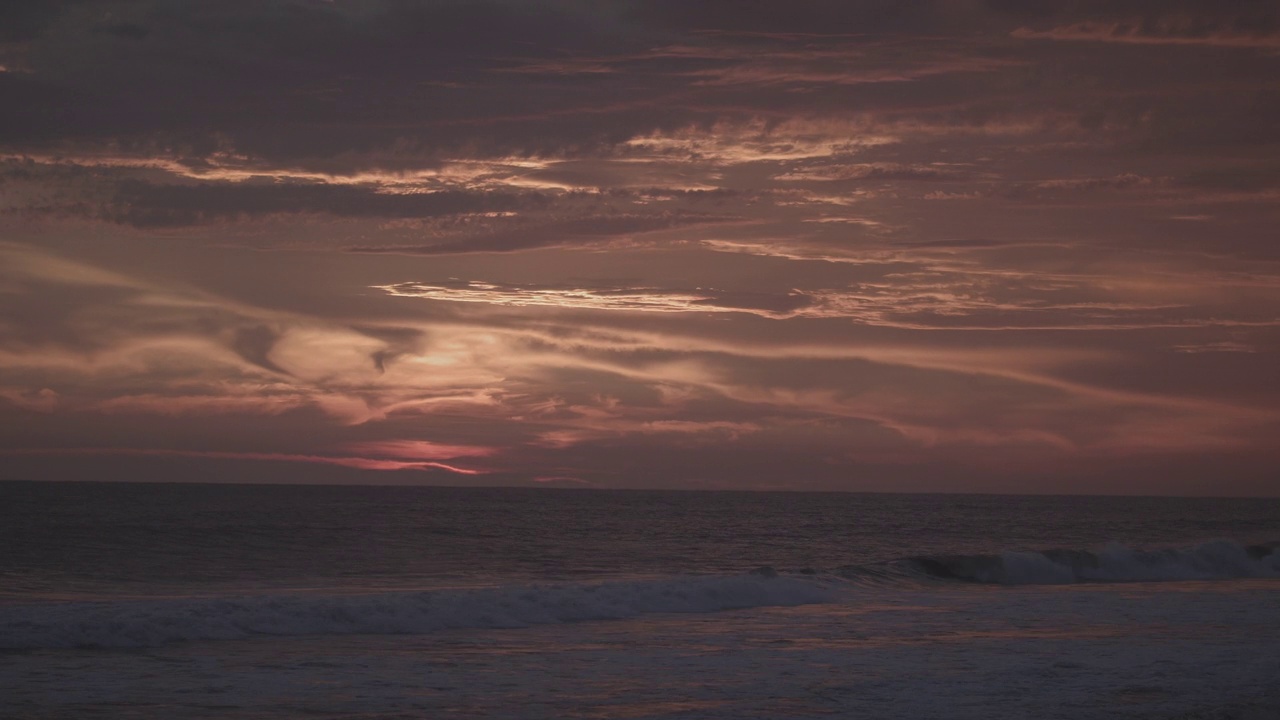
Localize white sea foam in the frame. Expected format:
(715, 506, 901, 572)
(0, 574, 833, 650)
(5, 542, 1275, 650)
(7, 574, 1278, 720)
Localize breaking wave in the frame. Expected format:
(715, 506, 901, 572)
(0, 573, 832, 650)
(889, 540, 1280, 585)
(4, 541, 1276, 649)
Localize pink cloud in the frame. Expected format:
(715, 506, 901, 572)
(0, 447, 488, 475)
(343, 439, 499, 461)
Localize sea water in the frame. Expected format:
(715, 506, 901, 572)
(1, 482, 1277, 718)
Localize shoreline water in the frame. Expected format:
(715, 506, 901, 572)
(4, 580, 1277, 719)
(2, 484, 1276, 718)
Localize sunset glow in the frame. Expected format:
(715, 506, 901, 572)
(1, 1, 1278, 494)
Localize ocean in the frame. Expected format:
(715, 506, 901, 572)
(1, 481, 1277, 719)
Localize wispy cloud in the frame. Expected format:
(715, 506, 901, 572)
(0, 447, 488, 475)
(1, 1, 1278, 491)
(1012, 21, 1280, 48)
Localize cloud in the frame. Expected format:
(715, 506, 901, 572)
(342, 439, 497, 461)
(685, 55, 1019, 88)
(86, 179, 542, 228)
(621, 118, 898, 164)
(1, 1, 1279, 490)
(378, 279, 813, 317)
(1171, 340, 1257, 354)
(1012, 19, 1280, 48)
(2, 240, 1276, 488)
(379, 274, 1258, 330)
(350, 212, 742, 254)
(1002, 173, 1160, 200)
(775, 162, 967, 183)
(0, 447, 487, 475)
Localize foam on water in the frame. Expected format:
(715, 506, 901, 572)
(0, 573, 833, 650)
(5, 540, 1275, 650)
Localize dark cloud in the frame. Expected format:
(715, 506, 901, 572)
(1180, 164, 1280, 192)
(0, 0, 677, 159)
(1000, 173, 1159, 202)
(351, 325, 427, 374)
(0, 0, 79, 42)
(632, 0, 991, 35)
(229, 325, 290, 376)
(104, 182, 544, 227)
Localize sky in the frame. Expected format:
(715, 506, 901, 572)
(1, 0, 1278, 495)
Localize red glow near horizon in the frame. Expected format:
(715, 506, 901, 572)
(0, 448, 488, 476)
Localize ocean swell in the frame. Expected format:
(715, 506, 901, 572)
(893, 540, 1280, 585)
(5, 541, 1276, 650)
(0, 573, 833, 650)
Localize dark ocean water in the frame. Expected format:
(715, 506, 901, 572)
(2, 481, 1278, 599)
(3, 482, 1279, 719)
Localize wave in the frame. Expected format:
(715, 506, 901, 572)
(886, 540, 1280, 585)
(4, 541, 1275, 649)
(0, 573, 832, 650)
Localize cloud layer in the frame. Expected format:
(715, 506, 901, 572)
(1, 0, 1278, 494)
